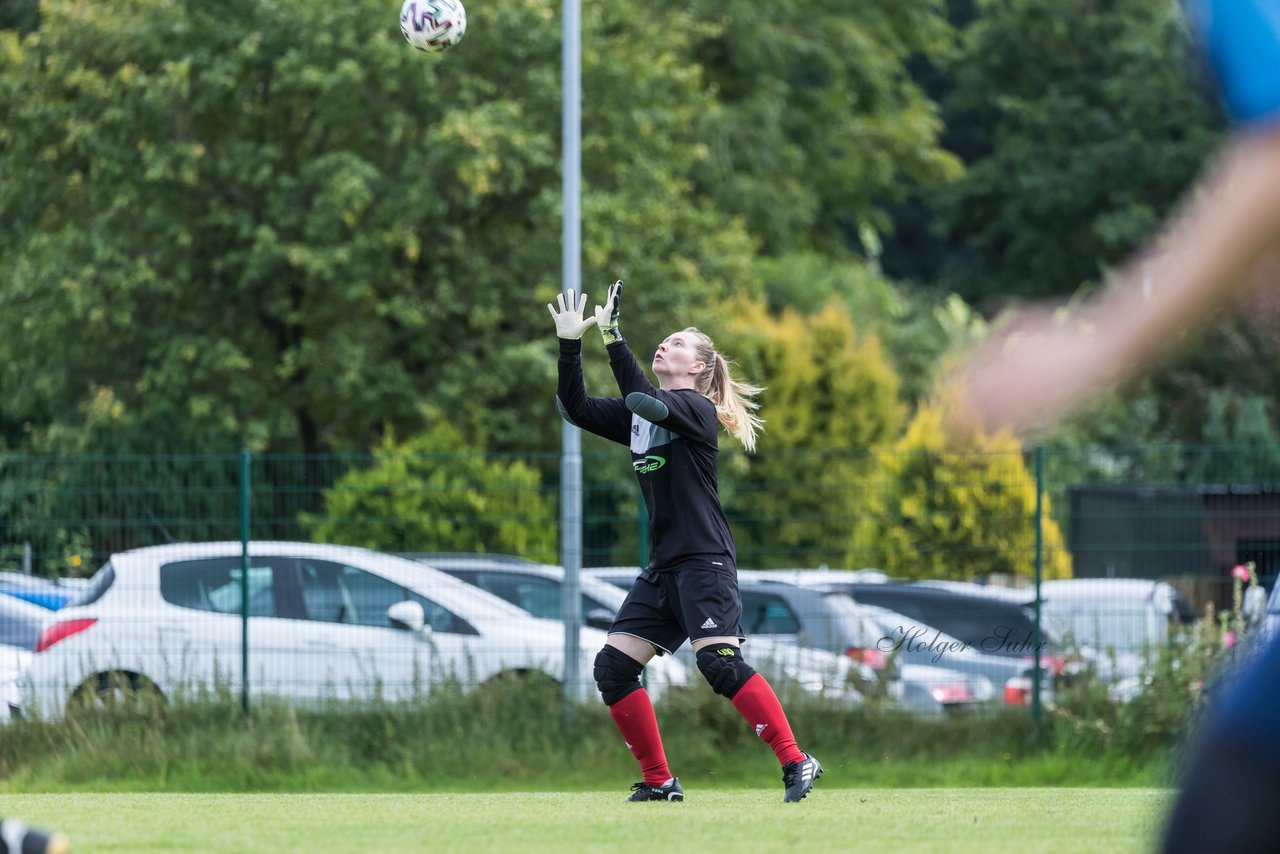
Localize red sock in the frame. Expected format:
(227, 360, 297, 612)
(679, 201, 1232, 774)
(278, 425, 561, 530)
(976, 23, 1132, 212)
(609, 689, 672, 786)
(731, 673, 805, 766)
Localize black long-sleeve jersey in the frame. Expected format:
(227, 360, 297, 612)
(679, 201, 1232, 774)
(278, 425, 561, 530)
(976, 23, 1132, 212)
(557, 337, 736, 570)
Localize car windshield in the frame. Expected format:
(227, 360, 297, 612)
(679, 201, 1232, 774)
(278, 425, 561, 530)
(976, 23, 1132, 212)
(1042, 600, 1157, 652)
(816, 593, 886, 649)
(71, 562, 115, 607)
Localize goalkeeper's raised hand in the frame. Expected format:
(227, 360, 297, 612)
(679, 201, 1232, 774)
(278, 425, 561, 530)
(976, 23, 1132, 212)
(594, 280, 623, 345)
(547, 289, 598, 340)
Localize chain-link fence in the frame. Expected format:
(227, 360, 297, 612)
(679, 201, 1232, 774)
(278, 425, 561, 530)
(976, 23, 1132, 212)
(1, 447, 1272, 723)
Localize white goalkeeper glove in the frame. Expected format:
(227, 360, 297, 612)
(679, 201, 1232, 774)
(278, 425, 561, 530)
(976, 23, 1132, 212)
(594, 280, 623, 345)
(548, 289, 598, 340)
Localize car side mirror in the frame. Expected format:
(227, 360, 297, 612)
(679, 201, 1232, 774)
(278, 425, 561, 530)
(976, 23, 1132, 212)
(585, 607, 615, 631)
(388, 600, 427, 633)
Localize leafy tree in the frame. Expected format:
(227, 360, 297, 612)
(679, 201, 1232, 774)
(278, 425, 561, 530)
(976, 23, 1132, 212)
(1186, 392, 1280, 484)
(719, 298, 904, 568)
(931, 0, 1222, 307)
(849, 401, 1072, 580)
(1141, 292, 1280, 445)
(1038, 383, 1183, 483)
(0, 0, 756, 456)
(0, 0, 37, 34)
(678, 0, 963, 256)
(301, 422, 556, 561)
(754, 252, 985, 402)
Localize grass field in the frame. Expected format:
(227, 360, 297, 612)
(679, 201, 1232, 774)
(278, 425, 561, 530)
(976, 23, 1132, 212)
(3, 788, 1170, 853)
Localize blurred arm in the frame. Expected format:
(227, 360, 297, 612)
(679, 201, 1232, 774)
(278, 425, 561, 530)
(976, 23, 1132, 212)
(956, 126, 1280, 435)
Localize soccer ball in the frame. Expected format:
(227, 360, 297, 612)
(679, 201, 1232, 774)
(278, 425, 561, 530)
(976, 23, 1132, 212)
(400, 0, 467, 53)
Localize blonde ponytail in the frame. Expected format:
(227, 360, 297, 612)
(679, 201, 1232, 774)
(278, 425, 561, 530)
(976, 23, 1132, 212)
(683, 328, 765, 452)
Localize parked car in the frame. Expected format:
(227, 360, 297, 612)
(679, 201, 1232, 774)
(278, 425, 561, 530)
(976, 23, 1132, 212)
(18, 542, 687, 719)
(410, 554, 620, 631)
(0, 593, 46, 721)
(776, 575, 1068, 679)
(807, 578, 1055, 660)
(585, 566, 649, 592)
(1037, 578, 1195, 671)
(421, 556, 869, 706)
(0, 572, 85, 610)
(585, 566, 999, 714)
(1263, 582, 1280, 641)
(735, 573, 1047, 710)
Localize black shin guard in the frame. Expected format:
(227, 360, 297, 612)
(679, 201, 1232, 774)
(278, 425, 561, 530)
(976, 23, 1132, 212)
(594, 645, 645, 706)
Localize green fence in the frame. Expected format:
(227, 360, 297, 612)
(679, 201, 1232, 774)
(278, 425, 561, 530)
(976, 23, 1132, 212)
(4, 446, 1278, 586)
(2, 446, 1273, 723)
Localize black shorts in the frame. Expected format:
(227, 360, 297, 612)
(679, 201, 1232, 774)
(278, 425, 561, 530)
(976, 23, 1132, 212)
(609, 558, 745, 655)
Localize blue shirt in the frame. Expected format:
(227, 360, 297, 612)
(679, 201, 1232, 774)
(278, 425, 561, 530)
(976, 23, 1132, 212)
(1189, 0, 1280, 127)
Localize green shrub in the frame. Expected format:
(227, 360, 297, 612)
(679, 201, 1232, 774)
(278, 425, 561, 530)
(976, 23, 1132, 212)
(301, 423, 557, 561)
(1049, 564, 1263, 762)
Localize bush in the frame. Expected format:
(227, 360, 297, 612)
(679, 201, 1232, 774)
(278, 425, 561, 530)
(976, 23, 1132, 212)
(849, 402, 1073, 581)
(1049, 564, 1264, 762)
(301, 422, 557, 561)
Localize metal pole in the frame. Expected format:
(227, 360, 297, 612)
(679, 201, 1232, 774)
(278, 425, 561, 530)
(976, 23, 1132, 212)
(560, 0, 584, 707)
(1032, 444, 1044, 736)
(239, 448, 251, 716)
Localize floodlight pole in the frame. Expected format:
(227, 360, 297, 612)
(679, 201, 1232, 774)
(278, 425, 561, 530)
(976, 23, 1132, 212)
(560, 0, 585, 707)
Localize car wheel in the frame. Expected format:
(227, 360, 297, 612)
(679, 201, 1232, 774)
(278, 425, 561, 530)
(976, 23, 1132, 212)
(69, 671, 165, 716)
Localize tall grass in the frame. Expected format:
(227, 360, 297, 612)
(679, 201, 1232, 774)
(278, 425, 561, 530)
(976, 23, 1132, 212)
(0, 679, 1172, 792)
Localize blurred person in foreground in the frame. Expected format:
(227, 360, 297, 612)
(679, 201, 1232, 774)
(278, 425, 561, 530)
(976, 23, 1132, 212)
(0, 818, 70, 854)
(949, 2, 1280, 851)
(549, 281, 821, 803)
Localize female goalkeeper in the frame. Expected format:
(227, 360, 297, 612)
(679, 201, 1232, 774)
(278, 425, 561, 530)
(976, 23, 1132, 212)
(548, 281, 821, 803)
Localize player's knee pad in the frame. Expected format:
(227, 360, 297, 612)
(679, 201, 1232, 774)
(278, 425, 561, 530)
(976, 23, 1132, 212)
(593, 645, 645, 706)
(696, 643, 757, 699)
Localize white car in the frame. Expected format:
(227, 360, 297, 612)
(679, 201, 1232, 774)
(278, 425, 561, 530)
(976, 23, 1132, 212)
(19, 542, 686, 719)
(1038, 578, 1195, 660)
(1036, 578, 1199, 699)
(0, 593, 46, 721)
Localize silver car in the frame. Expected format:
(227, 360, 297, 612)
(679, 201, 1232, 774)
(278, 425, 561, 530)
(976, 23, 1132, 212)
(584, 566, 995, 714)
(415, 555, 872, 707)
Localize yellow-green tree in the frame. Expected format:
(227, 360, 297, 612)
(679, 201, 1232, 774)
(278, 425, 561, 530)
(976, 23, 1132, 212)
(848, 403, 1072, 581)
(720, 298, 904, 568)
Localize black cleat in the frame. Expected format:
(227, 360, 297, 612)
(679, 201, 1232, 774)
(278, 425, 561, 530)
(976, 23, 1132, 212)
(628, 776, 684, 802)
(782, 753, 822, 802)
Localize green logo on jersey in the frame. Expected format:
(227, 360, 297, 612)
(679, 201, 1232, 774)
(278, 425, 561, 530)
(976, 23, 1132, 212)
(633, 455, 666, 474)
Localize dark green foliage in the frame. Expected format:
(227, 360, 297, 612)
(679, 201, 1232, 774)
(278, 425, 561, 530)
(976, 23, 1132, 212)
(676, 0, 961, 255)
(933, 0, 1223, 307)
(0, 0, 36, 33)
